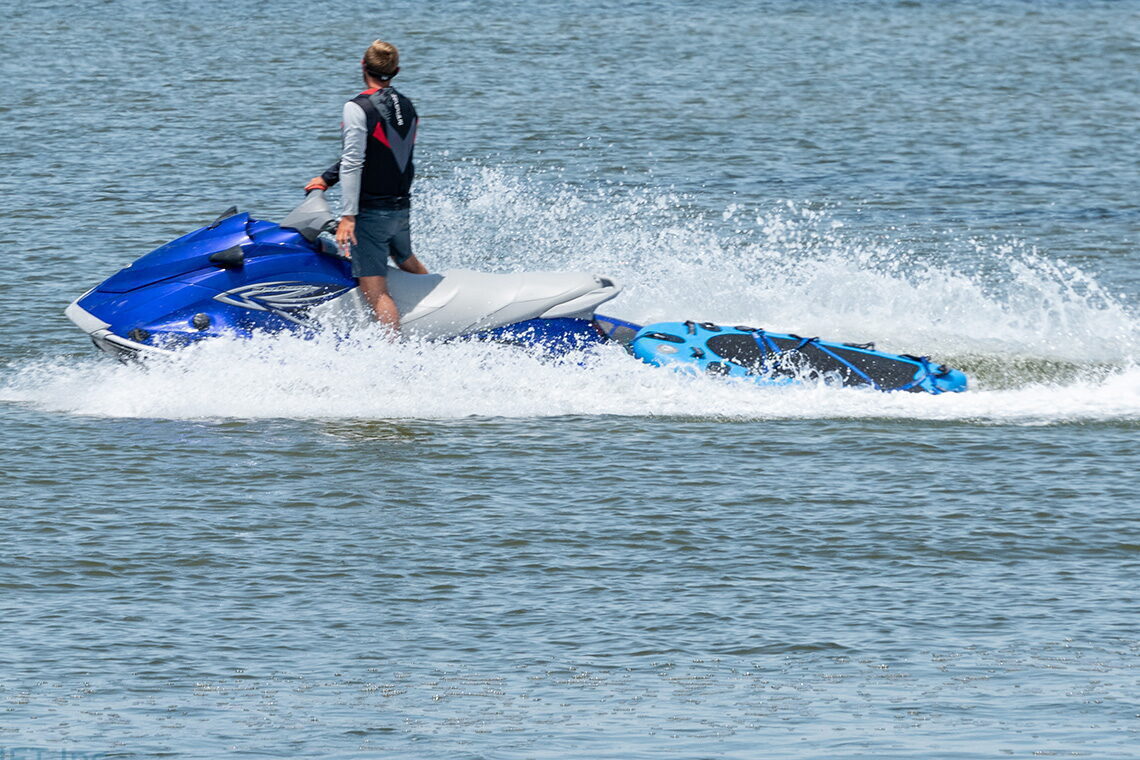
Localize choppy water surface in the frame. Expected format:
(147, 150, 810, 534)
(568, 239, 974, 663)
(1, 1, 1138, 758)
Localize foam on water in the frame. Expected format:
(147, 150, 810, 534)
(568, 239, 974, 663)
(4, 330, 1139, 423)
(4, 168, 1138, 422)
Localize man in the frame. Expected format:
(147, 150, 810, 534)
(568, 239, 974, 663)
(307, 40, 427, 331)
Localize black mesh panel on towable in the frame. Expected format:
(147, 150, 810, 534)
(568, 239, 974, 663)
(705, 333, 922, 390)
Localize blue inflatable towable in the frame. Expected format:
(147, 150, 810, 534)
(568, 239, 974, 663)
(630, 321, 967, 394)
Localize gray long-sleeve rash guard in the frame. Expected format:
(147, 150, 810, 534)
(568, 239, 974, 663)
(337, 101, 368, 217)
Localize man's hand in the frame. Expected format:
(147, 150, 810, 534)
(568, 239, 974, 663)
(305, 176, 329, 192)
(336, 215, 357, 256)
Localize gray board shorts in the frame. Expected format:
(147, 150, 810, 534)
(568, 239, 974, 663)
(350, 207, 413, 278)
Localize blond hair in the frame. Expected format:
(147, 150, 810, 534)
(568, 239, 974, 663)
(363, 40, 399, 81)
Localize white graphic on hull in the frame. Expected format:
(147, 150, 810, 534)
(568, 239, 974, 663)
(214, 281, 351, 327)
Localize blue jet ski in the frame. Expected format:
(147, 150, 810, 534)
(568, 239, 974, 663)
(622, 320, 967, 394)
(65, 191, 968, 395)
(66, 191, 622, 358)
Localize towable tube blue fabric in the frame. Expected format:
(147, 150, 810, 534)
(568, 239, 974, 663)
(630, 321, 967, 394)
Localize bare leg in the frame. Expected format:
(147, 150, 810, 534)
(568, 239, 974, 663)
(397, 255, 428, 275)
(357, 275, 400, 332)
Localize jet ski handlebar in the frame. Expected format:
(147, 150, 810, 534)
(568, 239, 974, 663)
(279, 189, 339, 242)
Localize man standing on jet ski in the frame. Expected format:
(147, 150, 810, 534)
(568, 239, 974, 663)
(306, 40, 428, 331)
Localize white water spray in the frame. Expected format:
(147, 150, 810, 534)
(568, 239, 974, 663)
(3, 168, 1137, 422)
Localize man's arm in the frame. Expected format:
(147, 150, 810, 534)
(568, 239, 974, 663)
(338, 101, 367, 216)
(318, 162, 341, 188)
(334, 101, 368, 252)
(306, 103, 362, 193)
